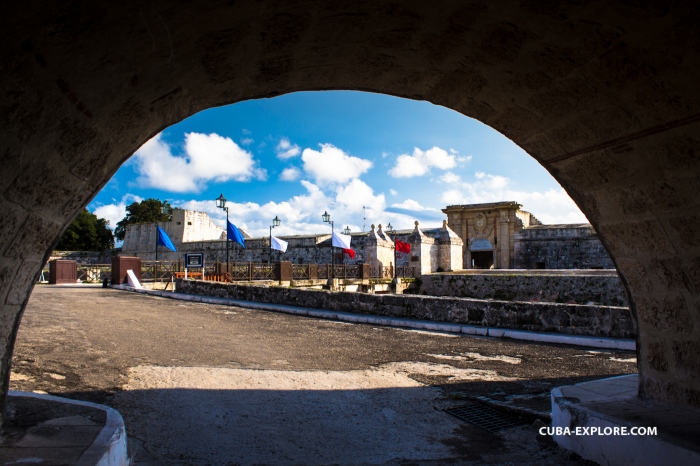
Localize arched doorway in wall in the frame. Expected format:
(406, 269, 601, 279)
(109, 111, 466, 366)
(470, 239, 495, 269)
(2, 0, 700, 431)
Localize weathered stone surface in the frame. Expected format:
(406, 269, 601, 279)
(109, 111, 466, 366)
(513, 225, 614, 269)
(418, 272, 628, 307)
(636, 295, 693, 334)
(176, 279, 635, 339)
(645, 341, 669, 373)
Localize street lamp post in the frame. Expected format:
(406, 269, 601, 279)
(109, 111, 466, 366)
(269, 215, 281, 264)
(386, 222, 395, 279)
(322, 211, 334, 277)
(216, 194, 229, 273)
(343, 226, 351, 235)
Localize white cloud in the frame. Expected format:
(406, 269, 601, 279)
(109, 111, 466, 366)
(302, 144, 373, 184)
(390, 199, 430, 211)
(176, 181, 335, 237)
(276, 138, 301, 159)
(241, 137, 254, 146)
(252, 168, 268, 181)
(92, 194, 143, 230)
(160, 177, 438, 238)
(131, 133, 263, 193)
(389, 189, 398, 196)
(279, 167, 301, 181)
(440, 171, 588, 224)
(457, 155, 473, 163)
(335, 179, 385, 213)
(440, 172, 461, 184)
(388, 146, 456, 178)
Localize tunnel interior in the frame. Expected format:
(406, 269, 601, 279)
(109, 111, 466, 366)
(1, 0, 700, 426)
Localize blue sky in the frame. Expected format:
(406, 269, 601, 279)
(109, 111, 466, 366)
(89, 91, 586, 240)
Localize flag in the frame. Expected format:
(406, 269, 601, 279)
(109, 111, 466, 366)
(270, 236, 288, 253)
(227, 220, 246, 248)
(156, 226, 177, 252)
(332, 231, 355, 258)
(396, 239, 411, 253)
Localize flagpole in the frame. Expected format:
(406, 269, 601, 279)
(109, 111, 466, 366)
(225, 206, 229, 274)
(155, 224, 158, 282)
(322, 211, 334, 279)
(269, 216, 281, 265)
(216, 194, 230, 275)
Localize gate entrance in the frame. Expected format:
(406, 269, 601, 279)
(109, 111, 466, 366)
(472, 251, 494, 269)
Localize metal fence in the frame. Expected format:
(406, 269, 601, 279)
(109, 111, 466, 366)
(40, 260, 417, 283)
(77, 264, 111, 283)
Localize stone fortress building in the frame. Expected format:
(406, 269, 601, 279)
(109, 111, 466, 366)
(121, 201, 613, 271)
(443, 201, 614, 270)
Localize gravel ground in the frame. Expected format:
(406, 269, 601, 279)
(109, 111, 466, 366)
(10, 285, 636, 465)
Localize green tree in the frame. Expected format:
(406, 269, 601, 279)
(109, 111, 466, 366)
(56, 209, 115, 251)
(114, 198, 172, 241)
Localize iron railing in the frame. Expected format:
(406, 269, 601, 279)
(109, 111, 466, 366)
(77, 264, 112, 283)
(141, 261, 180, 282)
(39, 260, 417, 283)
(292, 264, 310, 279)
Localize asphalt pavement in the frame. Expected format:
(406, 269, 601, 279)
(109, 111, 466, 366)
(10, 285, 636, 465)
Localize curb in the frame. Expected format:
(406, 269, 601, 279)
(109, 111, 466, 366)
(8, 390, 129, 466)
(111, 284, 636, 351)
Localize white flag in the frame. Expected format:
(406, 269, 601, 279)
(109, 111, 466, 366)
(270, 236, 288, 253)
(331, 231, 352, 249)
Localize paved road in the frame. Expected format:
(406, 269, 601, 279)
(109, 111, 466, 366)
(11, 286, 636, 465)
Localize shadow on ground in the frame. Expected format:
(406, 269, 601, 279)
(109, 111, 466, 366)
(56, 381, 601, 465)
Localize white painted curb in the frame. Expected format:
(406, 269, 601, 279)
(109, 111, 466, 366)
(112, 284, 635, 351)
(8, 390, 129, 466)
(551, 379, 700, 465)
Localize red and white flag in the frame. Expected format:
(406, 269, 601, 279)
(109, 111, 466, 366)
(396, 239, 411, 253)
(332, 231, 355, 258)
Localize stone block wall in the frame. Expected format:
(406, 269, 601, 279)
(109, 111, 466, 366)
(514, 225, 614, 269)
(418, 272, 629, 307)
(364, 225, 395, 267)
(176, 279, 635, 339)
(435, 221, 464, 272)
(122, 208, 225, 255)
(49, 250, 119, 264)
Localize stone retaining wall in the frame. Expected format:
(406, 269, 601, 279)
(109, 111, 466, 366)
(514, 226, 615, 269)
(176, 279, 635, 339)
(418, 272, 628, 307)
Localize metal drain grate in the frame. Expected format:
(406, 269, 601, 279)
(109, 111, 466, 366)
(445, 403, 527, 432)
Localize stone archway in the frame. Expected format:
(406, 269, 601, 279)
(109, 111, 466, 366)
(2, 0, 700, 423)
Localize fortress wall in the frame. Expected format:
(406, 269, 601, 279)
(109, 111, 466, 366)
(418, 272, 628, 307)
(514, 226, 615, 269)
(176, 279, 634, 339)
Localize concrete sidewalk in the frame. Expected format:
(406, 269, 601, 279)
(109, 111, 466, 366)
(113, 284, 636, 351)
(0, 391, 128, 465)
(551, 375, 700, 465)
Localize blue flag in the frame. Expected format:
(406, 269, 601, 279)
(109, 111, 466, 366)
(156, 226, 177, 252)
(227, 220, 246, 248)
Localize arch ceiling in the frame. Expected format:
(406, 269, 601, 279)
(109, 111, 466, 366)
(2, 0, 700, 422)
